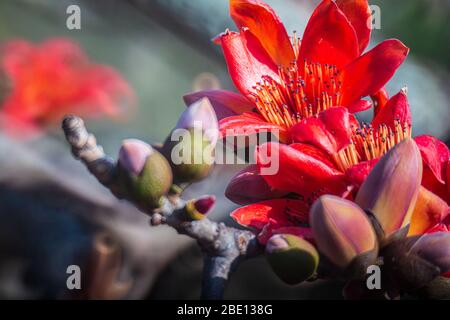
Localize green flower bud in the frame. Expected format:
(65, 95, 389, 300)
(266, 234, 319, 285)
(163, 98, 218, 184)
(163, 128, 215, 184)
(118, 139, 172, 209)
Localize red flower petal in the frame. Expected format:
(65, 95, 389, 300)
(415, 135, 450, 184)
(371, 88, 411, 129)
(371, 87, 390, 117)
(444, 216, 450, 228)
(217, 29, 280, 97)
(336, 0, 372, 52)
(348, 99, 373, 113)
(291, 107, 352, 155)
(219, 112, 288, 141)
(225, 165, 288, 205)
(289, 143, 337, 169)
(349, 113, 361, 129)
(426, 223, 449, 234)
(422, 167, 449, 204)
(447, 161, 450, 196)
(409, 187, 450, 236)
(230, 198, 309, 231)
(345, 159, 379, 188)
(340, 39, 409, 106)
(230, 0, 294, 68)
(183, 90, 254, 120)
(256, 142, 347, 199)
(299, 0, 359, 69)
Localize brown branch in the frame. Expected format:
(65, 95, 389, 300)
(62, 115, 262, 299)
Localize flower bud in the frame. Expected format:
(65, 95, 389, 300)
(382, 236, 443, 291)
(163, 98, 218, 184)
(266, 234, 319, 285)
(310, 195, 378, 277)
(119, 139, 153, 175)
(163, 128, 215, 184)
(185, 195, 216, 220)
(225, 165, 288, 205)
(118, 139, 173, 208)
(409, 232, 450, 276)
(355, 139, 422, 239)
(176, 97, 219, 146)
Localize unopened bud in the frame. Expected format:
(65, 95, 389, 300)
(163, 127, 215, 184)
(382, 235, 445, 291)
(176, 97, 218, 146)
(266, 234, 319, 285)
(355, 139, 422, 240)
(119, 139, 153, 175)
(118, 139, 173, 209)
(185, 195, 216, 220)
(409, 232, 450, 276)
(162, 99, 218, 184)
(310, 195, 378, 277)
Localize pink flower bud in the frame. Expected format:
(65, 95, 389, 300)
(118, 139, 173, 209)
(355, 138, 422, 238)
(118, 139, 153, 175)
(310, 195, 378, 272)
(176, 97, 218, 146)
(410, 232, 450, 275)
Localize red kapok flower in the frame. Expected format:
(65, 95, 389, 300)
(310, 141, 450, 279)
(0, 38, 135, 137)
(360, 91, 450, 236)
(184, 0, 409, 143)
(230, 89, 449, 244)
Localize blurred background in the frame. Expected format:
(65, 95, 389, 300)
(0, 0, 448, 299)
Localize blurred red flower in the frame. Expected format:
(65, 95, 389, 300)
(184, 0, 409, 143)
(0, 38, 135, 137)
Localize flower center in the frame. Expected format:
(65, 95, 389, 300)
(332, 120, 412, 172)
(249, 32, 343, 128)
(250, 60, 343, 129)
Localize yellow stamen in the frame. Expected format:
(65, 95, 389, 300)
(333, 121, 412, 172)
